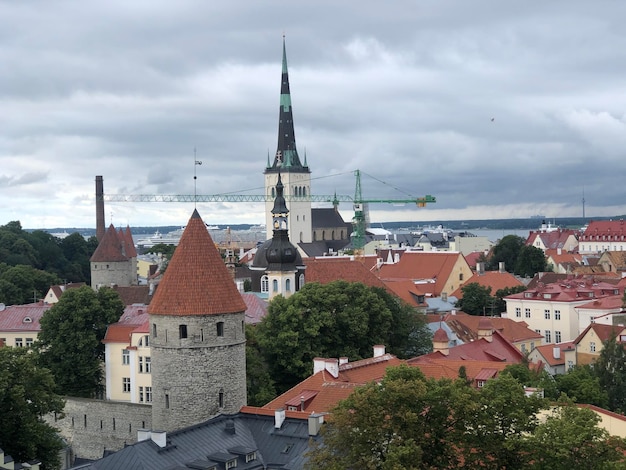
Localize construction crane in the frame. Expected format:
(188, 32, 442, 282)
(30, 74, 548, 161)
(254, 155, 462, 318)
(350, 170, 435, 249)
(103, 170, 435, 250)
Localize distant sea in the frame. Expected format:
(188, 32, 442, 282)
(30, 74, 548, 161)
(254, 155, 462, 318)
(468, 229, 530, 243)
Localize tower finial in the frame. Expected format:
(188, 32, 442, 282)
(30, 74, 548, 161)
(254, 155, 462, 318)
(194, 148, 202, 209)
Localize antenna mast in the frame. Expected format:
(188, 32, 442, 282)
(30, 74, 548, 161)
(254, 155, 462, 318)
(194, 148, 202, 209)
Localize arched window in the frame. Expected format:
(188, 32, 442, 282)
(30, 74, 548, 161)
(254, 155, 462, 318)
(303, 186, 306, 196)
(152, 323, 157, 338)
(331, 230, 335, 240)
(271, 187, 276, 198)
(272, 279, 278, 292)
(261, 275, 269, 293)
(322, 231, 326, 240)
(286, 278, 291, 292)
(313, 232, 317, 241)
(299, 273, 305, 290)
(217, 321, 224, 337)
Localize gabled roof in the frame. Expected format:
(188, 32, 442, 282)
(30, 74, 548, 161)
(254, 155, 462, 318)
(526, 229, 578, 250)
(451, 271, 523, 299)
(573, 323, 626, 345)
(102, 305, 151, 344)
(437, 312, 542, 344)
(90, 224, 133, 262)
(382, 279, 428, 308)
(311, 208, 351, 231)
(545, 249, 582, 267)
(464, 251, 484, 269)
(409, 328, 525, 364)
(0, 302, 51, 332)
(378, 251, 467, 296)
(263, 353, 403, 413)
(576, 294, 624, 311)
(148, 210, 246, 316)
(112, 286, 152, 306)
(45, 282, 85, 303)
(241, 293, 268, 325)
(303, 257, 387, 289)
(532, 341, 575, 367)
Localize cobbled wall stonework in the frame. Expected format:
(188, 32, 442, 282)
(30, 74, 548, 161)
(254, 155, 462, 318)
(47, 397, 152, 461)
(150, 311, 247, 431)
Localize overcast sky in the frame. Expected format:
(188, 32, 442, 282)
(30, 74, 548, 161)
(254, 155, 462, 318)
(2, 1, 626, 230)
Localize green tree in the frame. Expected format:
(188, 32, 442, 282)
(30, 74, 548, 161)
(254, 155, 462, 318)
(555, 365, 608, 408)
(527, 401, 626, 469)
(501, 362, 558, 400)
(488, 234, 525, 272)
(494, 285, 527, 314)
(37, 286, 124, 397)
(306, 365, 477, 469)
(0, 264, 60, 305)
(0, 347, 65, 470)
(593, 336, 626, 413)
(256, 281, 430, 393)
(456, 282, 493, 316)
(463, 374, 546, 469)
(514, 245, 548, 277)
(245, 325, 276, 406)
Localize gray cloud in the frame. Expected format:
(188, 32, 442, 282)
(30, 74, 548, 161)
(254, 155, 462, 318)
(1, 0, 625, 228)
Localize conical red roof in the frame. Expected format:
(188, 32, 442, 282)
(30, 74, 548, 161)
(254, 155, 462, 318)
(148, 209, 246, 316)
(90, 224, 129, 262)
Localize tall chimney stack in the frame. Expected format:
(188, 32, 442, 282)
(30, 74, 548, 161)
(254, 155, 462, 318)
(95, 176, 105, 241)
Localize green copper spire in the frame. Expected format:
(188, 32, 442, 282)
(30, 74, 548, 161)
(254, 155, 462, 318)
(266, 36, 308, 174)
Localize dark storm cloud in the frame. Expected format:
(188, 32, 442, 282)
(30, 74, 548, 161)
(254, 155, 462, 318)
(1, 0, 626, 227)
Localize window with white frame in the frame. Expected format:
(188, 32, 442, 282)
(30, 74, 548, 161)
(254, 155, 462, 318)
(285, 278, 291, 292)
(122, 350, 130, 365)
(515, 307, 521, 318)
(555, 331, 561, 343)
(554, 310, 561, 320)
(272, 279, 278, 292)
(525, 308, 531, 318)
(139, 357, 144, 373)
(545, 330, 551, 343)
(544, 309, 550, 319)
(567, 360, 574, 370)
(477, 380, 486, 388)
(590, 341, 596, 353)
(123, 377, 131, 393)
(15, 338, 23, 347)
(139, 386, 144, 403)
(226, 459, 237, 469)
(246, 452, 257, 463)
(25, 338, 33, 347)
(145, 386, 152, 403)
(145, 356, 151, 373)
(261, 275, 269, 293)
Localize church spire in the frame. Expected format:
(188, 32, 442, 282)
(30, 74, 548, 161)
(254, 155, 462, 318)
(269, 36, 306, 172)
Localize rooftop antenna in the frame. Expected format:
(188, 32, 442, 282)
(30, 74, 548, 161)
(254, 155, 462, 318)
(194, 148, 202, 209)
(582, 186, 586, 220)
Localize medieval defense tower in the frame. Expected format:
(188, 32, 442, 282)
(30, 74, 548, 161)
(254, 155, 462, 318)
(148, 209, 247, 432)
(264, 37, 312, 244)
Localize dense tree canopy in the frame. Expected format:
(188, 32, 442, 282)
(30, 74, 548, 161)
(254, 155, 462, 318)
(487, 234, 526, 272)
(455, 282, 493, 316)
(0, 347, 65, 470)
(514, 244, 548, 278)
(306, 366, 626, 469)
(36, 286, 124, 397)
(555, 365, 608, 408)
(254, 281, 432, 393)
(593, 336, 626, 413)
(493, 285, 527, 314)
(0, 221, 97, 304)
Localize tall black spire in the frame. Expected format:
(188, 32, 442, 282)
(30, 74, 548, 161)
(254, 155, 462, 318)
(268, 36, 307, 172)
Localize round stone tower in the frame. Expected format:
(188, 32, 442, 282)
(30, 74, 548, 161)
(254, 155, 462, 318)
(148, 209, 247, 431)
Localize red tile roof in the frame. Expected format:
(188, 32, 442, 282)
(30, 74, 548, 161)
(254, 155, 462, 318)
(573, 323, 626, 345)
(102, 305, 151, 343)
(437, 312, 543, 344)
(241, 293, 268, 324)
(90, 224, 133, 262)
(0, 302, 51, 332)
(580, 220, 626, 240)
(148, 210, 246, 316)
(303, 257, 387, 289)
(378, 251, 466, 296)
(409, 329, 525, 364)
(526, 229, 578, 250)
(451, 271, 523, 299)
(113, 286, 152, 306)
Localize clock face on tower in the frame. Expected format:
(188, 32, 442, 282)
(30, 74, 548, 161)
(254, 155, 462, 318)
(274, 220, 280, 229)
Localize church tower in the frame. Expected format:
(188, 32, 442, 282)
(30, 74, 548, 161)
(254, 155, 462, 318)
(148, 209, 247, 432)
(264, 36, 312, 244)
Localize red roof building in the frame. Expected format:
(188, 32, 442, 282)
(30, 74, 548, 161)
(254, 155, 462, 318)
(579, 220, 626, 254)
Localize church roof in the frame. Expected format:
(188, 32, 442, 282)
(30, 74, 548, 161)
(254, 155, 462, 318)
(265, 37, 308, 174)
(90, 224, 132, 262)
(148, 210, 246, 316)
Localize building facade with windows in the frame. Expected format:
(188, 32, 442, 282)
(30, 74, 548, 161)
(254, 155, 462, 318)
(504, 278, 621, 344)
(0, 302, 50, 348)
(578, 220, 626, 254)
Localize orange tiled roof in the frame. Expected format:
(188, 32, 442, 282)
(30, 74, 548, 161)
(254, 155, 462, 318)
(440, 312, 542, 344)
(148, 210, 246, 316)
(532, 341, 575, 366)
(90, 224, 133, 262)
(382, 279, 428, 308)
(304, 257, 387, 289)
(451, 271, 523, 299)
(378, 251, 465, 296)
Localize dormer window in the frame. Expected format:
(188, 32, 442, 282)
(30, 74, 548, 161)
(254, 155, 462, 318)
(226, 459, 237, 469)
(246, 452, 257, 463)
(22, 317, 32, 323)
